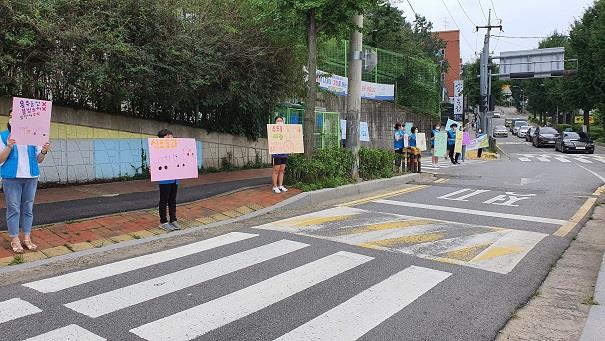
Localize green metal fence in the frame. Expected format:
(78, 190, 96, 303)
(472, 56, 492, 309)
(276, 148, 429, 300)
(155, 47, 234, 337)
(319, 39, 440, 115)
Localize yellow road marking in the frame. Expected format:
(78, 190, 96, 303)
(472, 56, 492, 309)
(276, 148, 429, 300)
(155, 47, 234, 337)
(554, 197, 597, 237)
(328, 219, 437, 236)
(288, 215, 354, 227)
(471, 246, 523, 262)
(358, 232, 443, 249)
(337, 185, 428, 207)
(434, 178, 449, 184)
(441, 243, 493, 262)
(593, 185, 605, 196)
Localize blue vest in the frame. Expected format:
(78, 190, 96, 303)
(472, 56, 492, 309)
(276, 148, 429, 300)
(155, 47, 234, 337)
(447, 130, 456, 146)
(409, 133, 417, 147)
(0, 130, 39, 179)
(393, 131, 404, 150)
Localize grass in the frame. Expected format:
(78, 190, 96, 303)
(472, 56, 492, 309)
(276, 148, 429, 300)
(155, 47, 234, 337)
(132, 234, 141, 240)
(8, 255, 24, 266)
(532, 289, 542, 298)
(511, 312, 520, 320)
(582, 295, 599, 306)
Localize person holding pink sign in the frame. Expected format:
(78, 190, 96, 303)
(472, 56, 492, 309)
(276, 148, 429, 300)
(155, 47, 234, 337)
(156, 129, 182, 232)
(271, 116, 288, 194)
(0, 109, 51, 253)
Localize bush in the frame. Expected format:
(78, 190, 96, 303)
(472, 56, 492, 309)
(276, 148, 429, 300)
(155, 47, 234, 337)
(286, 147, 354, 186)
(358, 147, 395, 180)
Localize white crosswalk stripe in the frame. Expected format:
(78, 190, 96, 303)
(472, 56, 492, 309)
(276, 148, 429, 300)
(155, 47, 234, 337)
(23, 232, 257, 293)
(0, 298, 42, 324)
(130, 251, 374, 340)
(423, 159, 486, 171)
(65, 240, 308, 317)
(274, 266, 451, 341)
(24, 324, 106, 341)
(8, 233, 453, 341)
(513, 153, 603, 164)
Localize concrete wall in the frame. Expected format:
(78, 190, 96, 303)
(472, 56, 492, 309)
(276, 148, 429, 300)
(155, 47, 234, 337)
(319, 93, 440, 150)
(0, 97, 268, 183)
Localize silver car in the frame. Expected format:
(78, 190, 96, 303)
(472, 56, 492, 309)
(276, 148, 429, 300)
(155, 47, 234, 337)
(513, 120, 528, 135)
(517, 125, 530, 138)
(493, 125, 508, 137)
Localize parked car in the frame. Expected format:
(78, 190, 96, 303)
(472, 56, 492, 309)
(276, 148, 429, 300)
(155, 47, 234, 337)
(517, 126, 531, 138)
(526, 127, 537, 142)
(555, 131, 595, 154)
(493, 125, 508, 138)
(513, 120, 529, 135)
(505, 118, 520, 127)
(532, 127, 558, 147)
(509, 118, 525, 131)
(492, 112, 501, 118)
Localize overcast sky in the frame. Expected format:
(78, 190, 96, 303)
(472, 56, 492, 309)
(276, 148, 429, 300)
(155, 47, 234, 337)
(394, 0, 595, 63)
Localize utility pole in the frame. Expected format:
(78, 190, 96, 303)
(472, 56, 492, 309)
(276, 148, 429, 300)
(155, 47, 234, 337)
(346, 14, 363, 179)
(476, 9, 502, 133)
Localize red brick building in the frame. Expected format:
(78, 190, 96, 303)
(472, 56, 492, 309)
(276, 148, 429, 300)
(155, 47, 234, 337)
(436, 30, 461, 101)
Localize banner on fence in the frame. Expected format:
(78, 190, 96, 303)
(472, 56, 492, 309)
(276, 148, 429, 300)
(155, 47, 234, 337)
(360, 122, 370, 141)
(434, 131, 447, 156)
(316, 70, 395, 101)
(340, 119, 347, 139)
(149, 138, 199, 182)
(416, 133, 427, 151)
(11, 97, 52, 146)
(267, 124, 304, 154)
(454, 130, 463, 153)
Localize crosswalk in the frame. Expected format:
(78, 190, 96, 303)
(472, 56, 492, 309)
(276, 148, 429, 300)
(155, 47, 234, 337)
(514, 153, 605, 164)
(2, 232, 451, 340)
(423, 159, 487, 171)
(255, 207, 547, 274)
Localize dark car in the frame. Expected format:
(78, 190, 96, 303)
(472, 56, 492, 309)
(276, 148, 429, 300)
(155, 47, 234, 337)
(532, 127, 558, 147)
(555, 131, 595, 154)
(526, 127, 537, 142)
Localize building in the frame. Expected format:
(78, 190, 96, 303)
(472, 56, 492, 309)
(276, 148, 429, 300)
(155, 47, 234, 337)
(436, 30, 461, 102)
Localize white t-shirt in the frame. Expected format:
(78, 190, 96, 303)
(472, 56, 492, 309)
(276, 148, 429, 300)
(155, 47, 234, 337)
(0, 138, 41, 178)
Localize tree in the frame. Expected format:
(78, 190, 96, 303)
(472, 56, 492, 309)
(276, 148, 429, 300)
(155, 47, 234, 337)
(252, 0, 378, 158)
(462, 58, 504, 108)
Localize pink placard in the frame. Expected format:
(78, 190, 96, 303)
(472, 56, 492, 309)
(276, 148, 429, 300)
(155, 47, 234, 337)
(11, 97, 52, 146)
(148, 138, 199, 182)
(462, 132, 471, 146)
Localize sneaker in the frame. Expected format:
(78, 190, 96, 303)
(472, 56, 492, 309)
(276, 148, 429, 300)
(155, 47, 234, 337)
(170, 221, 182, 230)
(272, 187, 281, 194)
(159, 222, 174, 231)
(278, 186, 288, 192)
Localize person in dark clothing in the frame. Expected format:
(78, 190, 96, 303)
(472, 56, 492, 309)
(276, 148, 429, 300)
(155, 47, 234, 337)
(447, 123, 460, 164)
(393, 123, 405, 172)
(157, 129, 181, 231)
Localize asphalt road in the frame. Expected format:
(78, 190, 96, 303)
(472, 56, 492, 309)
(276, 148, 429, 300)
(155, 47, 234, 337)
(0, 124, 604, 340)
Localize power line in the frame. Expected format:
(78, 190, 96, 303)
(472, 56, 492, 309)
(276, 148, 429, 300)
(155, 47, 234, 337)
(406, 0, 417, 17)
(456, 0, 477, 27)
(440, 0, 477, 54)
(477, 0, 488, 21)
(489, 0, 499, 20)
(492, 35, 569, 39)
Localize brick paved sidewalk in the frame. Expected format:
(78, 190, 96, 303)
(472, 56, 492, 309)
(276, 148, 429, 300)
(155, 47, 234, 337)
(0, 185, 300, 267)
(0, 168, 272, 208)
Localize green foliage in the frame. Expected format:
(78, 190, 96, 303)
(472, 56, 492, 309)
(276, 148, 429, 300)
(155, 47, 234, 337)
(358, 147, 394, 180)
(286, 146, 354, 186)
(462, 58, 505, 108)
(0, 0, 300, 139)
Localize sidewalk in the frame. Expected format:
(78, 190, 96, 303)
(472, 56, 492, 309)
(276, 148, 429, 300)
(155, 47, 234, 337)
(0, 168, 300, 266)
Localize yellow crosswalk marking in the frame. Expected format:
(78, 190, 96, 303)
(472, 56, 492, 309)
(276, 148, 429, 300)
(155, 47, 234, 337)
(471, 246, 523, 262)
(328, 219, 437, 237)
(358, 232, 443, 249)
(441, 243, 492, 262)
(286, 215, 354, 227)
(337, 185, 428, 207)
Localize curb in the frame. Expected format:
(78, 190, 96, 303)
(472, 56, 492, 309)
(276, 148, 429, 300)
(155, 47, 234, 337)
(580, 252, 605, 341)
(0, 173, 421, 274)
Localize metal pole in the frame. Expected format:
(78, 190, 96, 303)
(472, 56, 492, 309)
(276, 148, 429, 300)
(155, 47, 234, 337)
(345, 14, 363, 179)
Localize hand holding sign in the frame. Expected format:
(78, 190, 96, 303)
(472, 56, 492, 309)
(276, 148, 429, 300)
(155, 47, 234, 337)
(267, 124, 304, 154)
(11, 97, 52, 146)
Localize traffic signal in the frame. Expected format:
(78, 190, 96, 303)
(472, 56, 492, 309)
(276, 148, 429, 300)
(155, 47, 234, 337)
(477, 94, 495, 112)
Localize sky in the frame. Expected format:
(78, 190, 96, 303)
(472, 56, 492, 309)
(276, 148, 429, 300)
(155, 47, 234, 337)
(394, 0, 595, 63)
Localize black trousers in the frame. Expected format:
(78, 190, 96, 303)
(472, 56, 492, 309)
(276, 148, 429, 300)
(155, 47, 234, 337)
(477, 148, 483, 158)
(448, 145, 459, 163)
(159, 183, 178, 223)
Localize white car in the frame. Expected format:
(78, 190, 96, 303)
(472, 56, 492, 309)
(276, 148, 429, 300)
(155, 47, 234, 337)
(517, 126, 530, 138)
(513, 121, 528, 135)
(493, 112, 501, 118)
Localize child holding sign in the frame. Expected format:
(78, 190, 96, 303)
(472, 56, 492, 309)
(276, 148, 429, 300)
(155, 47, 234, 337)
(0, 109, 51, 253)
(156, 129, 182, 232)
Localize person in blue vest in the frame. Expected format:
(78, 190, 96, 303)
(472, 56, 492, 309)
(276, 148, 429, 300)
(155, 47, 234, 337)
(156, 129, 182, 232)
(408, 126, 421, 173)
(430, 123, 441, 168)
(0, 109, 51, 253)
(272, 116, 289, 194)
(393, 123, 404, 172)
(447, 123, 459, 164)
